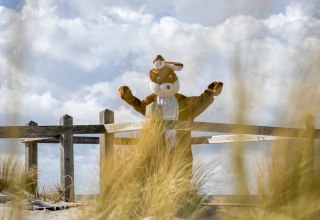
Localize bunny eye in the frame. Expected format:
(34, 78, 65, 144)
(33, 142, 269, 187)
(157, 77, 161, 82)
(168, 75, 173, 80)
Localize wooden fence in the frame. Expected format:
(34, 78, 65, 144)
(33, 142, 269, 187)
(0, 106, 319, 202)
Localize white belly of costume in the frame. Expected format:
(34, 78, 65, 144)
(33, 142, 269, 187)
(157, 96, 179, 120)
(157, 96, 179, 147)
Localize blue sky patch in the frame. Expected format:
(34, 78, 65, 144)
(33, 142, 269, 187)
(0, 0, 24, 11)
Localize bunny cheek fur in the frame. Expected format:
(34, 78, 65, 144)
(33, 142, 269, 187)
(150, 79, 180, 98)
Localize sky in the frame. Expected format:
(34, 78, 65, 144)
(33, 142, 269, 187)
(0, 0, 320, 195)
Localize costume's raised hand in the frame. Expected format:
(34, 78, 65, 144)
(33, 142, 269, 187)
(208, 81, 223, 96)
(118, 86, 133, 100)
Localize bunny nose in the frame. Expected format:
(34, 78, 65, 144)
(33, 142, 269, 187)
(166, 85, 171, 90)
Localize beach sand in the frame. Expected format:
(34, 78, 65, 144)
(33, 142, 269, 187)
(0, 204, 80, 220)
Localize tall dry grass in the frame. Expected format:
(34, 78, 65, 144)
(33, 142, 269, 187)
(81, 114, 210, 219)
(0, 153, 37, 220)
(0, 153, 37, 196)
(224, 51, 320, 219)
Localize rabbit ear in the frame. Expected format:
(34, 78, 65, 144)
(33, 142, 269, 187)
(153, 55, 166, 69)
(165, 61, 183, 71)
(153, 55, 184, 71)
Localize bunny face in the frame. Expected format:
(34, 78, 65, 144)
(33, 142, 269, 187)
(149, 55, 182, 97)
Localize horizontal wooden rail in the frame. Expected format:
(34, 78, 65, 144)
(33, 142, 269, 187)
(191, 135, 295, 144)
(21, 135, 297, 145)
(21, 137, 137, 145)
(104, 120, 320, 138)
(191, 122, 303, 137)
(2, 120, 320, 139)
(0, 125, 104, 138)
(104, 121, 144, 133)
(21, 137, 99, 144)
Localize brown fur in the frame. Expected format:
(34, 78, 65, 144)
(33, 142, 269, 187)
(149, 66, 178, 84)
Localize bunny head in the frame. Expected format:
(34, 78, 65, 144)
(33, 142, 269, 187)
(149, 55, 183, 97)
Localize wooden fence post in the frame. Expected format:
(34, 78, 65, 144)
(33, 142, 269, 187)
(25, 121, 38, 195)
(301, 114, 315, 148)
(301, 114, 316, 185)
(60, 114, 74, 202)
(99, 109, 114, 194)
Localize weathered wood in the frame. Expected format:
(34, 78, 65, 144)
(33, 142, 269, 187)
(24, 121, 38, 195)
(301, 114, 317, 181)
(60, 115, 74, 202)
(302, 114, 315, 138)
(104, 121, 144, 133)
(21, 136, 140, 145)
(22, 136, 100, 144)
(104, 120, 320, 139)
(99, 109, 114, 194)
(22, 137, 59, 143)
(0, 125, 104, 138)
(1, 121, 320, 138)
(191, 135, 295, 144)
(100, 109, 115, 160)
(190, 121, 305, 137)
(22, 136, 136, 145)
(21, 135, 296, 145)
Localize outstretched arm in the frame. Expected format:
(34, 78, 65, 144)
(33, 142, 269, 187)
(118, 86, 156, 116)
(189, 81, 223, 119)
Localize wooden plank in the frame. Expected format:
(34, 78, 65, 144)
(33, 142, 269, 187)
(191, 121, 303, 137)
(100, 109, 114, 195)
(22, 137, 58, 143)
(60, 115, 74, 202)
(24, 121, 38, 195)
(1, 121, 320, 138)
(100, 109, 115, 159)
(103, 120, 320, 139)
(191, 135, 295, 144)
(190, 122, 319, 138)
(73, 136, 98, 144)
(21, 136, 99, 144)
(21, 135, 294, 145)
(21, 137, 137, 145)
(301, 114, 317, 180)
(114, 136, 293, 145)
(0, 125, 104, 138)
(104, 121, 144, 133)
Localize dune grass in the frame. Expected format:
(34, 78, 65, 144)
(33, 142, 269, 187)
(37, 183, 64, 202)
(81, 115, 209, 219)
(0, 153, 37, 220)
(223, 51, 320, 220)
(0, 153, 37, 196)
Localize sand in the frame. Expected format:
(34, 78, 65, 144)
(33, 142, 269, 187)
(0, 204, 80, 220)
